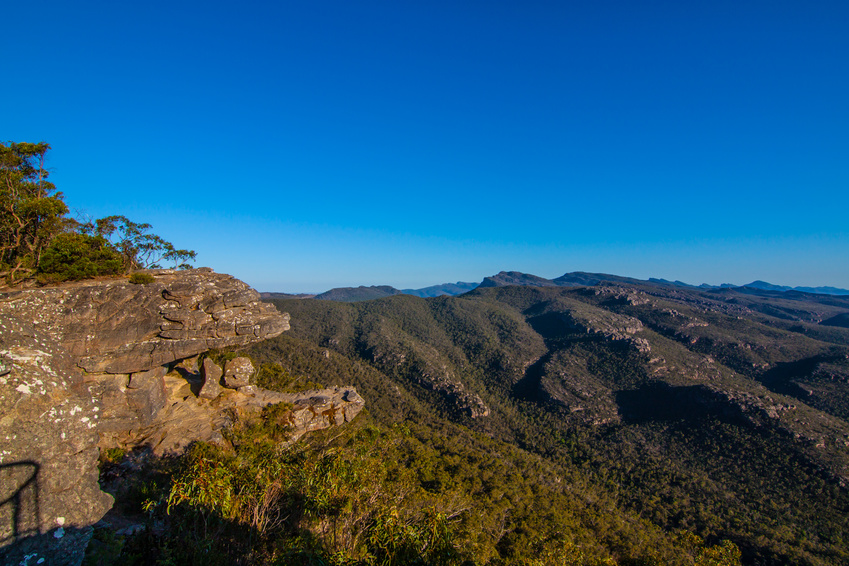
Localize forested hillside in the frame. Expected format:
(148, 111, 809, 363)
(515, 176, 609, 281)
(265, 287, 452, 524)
(245, 282, 849, 565)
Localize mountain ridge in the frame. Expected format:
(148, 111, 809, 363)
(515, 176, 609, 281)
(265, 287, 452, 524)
(276, 271, 849, 302)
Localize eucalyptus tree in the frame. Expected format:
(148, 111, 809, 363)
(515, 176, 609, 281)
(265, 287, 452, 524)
(0, 141, 68, 282)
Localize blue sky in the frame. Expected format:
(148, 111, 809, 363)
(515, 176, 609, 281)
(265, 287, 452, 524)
(4, 0, 848, 292)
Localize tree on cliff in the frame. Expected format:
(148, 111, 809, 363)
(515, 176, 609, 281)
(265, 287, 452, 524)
(1, 141, 196, 284)
(84, 215, 197, 271)
(0, 141, 68, 282)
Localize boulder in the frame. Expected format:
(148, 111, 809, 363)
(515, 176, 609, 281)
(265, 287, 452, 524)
(199, 358, 223, 400)
(223, 357, 254, 389)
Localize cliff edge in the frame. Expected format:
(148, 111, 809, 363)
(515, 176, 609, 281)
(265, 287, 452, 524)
(0, 269, 364, 566)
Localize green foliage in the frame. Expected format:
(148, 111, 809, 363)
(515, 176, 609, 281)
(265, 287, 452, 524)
(37, 232, 124, 283)
(256, 402, 296, 442)
(696, 540, 743, 566)
(100, 447, 127, 465)
(84, 527, 126, 566)
(1, 141, 196, 285)
(128, 272, 156, 284)
(0, 141, 68, 282)
(105, 415, 750, 566)
(86, 215, 196, 270)
(364, 509, 459, 566)
(251, 359, 322, 392)
(114, 423, 469, 565)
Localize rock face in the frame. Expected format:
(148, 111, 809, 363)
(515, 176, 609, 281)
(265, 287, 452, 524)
(0, 313, 113, 565)
(0, 269, 363, 566)
(0, 267, 289, 374)
(99, 374, 365, 455)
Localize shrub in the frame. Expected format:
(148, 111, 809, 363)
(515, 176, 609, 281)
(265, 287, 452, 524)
(37, 232, 123, 283)
(129, 272, 156, 284)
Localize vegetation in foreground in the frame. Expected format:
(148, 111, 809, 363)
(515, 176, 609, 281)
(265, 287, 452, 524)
(90, 407, 742, 566)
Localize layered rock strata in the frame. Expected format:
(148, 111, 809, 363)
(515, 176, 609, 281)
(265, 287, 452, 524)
(1, 267, 289, 374)
(99, 373, 365, 454)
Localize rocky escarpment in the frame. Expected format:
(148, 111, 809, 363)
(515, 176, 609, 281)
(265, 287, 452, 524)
(0, 269, 364, 566)
(369, 342, 490, 418)
(0, 315, 113, 566)
(3, 267, 289, 374)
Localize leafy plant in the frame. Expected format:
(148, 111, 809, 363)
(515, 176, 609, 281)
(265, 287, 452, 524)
(2, 141, 196, 285)
(0, 141, 68, 283)
(37, 233, 124, 283)
(129, 272, 156, 284)
(85, 215, 196, 270)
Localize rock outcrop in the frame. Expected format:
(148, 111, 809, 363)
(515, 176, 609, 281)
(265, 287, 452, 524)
(98, 372, 365, 455)
(222, 356, 254, 389)
(1, 267, 289, 375)
(559, 301, 651, 354)
(0, 315, 112, 566)
(0, 269, 364, 566)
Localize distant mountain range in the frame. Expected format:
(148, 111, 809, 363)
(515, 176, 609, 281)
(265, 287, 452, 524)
(734, 280, 849, 295)
(266, 271, 849, 302)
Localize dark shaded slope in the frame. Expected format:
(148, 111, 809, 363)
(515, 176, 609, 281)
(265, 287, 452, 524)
(822, 313, 849, 328)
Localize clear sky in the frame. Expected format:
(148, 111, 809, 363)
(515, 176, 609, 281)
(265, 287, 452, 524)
(3, 0, 848, 292)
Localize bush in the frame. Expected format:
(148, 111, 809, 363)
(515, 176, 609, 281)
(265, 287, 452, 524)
(37, 232, 123, 283)
(129, 272, 156, 284)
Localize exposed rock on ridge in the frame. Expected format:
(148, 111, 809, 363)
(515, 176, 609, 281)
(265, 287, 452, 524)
(1, 267, 290, 374)
(100, 371, 365, 455)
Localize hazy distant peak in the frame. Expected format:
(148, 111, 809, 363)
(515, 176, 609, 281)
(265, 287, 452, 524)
(313, 285, 403, 302)
(402, 281, 479, 298)
(739, 281, 849, 296)
(478, 271, 557, 288)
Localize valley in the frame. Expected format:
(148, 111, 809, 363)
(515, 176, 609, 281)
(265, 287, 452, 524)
(246, 279, 849, 565)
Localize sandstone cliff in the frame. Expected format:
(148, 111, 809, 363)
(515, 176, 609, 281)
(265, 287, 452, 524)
(0, 269, 364, 566)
